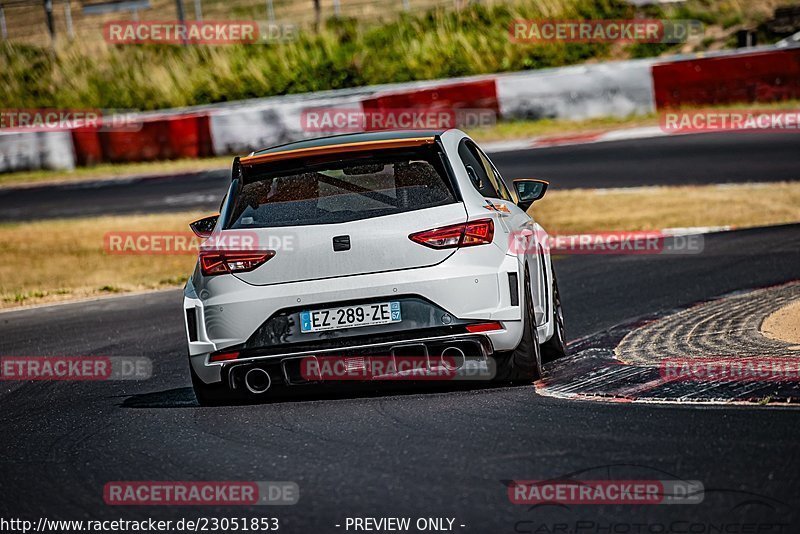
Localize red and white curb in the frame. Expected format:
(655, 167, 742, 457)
(536, 281, 800, 406)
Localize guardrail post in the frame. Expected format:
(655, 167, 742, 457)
(64, 0, 73, 39)
(43, 0, 56, 42)
(0, 3, 7, 40)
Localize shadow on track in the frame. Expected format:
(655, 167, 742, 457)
(118, 380, 519, 409)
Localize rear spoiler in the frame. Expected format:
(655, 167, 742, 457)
(238, 137, 437, 167)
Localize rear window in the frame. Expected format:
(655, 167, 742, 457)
(226, 146, 456, 228)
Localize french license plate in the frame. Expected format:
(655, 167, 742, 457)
(300, 302, 401, 333)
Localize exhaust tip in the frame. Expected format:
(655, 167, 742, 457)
(440, 346, 466, 371)
(244, 367, 271, 394)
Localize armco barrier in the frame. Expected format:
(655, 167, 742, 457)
(97, 114, 212, 163)
(495, 58, 658, 121)
(71, 113, 212, 165)
(653, 48, 800, 109)
(362, 79, 499, 113)
(4, 45, 798, 172)
(71, 129, 103, 167)
(0, 131, 75, 172)
(209, 97, 365, 155)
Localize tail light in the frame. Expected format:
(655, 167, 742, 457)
(409, 219, 494, 249)
(199, 250, 275, 276)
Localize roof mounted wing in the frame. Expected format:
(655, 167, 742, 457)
(239, 137, 436, 167)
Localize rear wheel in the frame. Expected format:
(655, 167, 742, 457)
(189, 360, 245, 406)
(493, 268, 542, 383)
(541, 268, 567, 362)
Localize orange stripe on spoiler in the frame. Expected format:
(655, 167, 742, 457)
(239, 137, 437, 166)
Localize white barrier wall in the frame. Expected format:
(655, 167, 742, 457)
(495, 58, 658, 121)
(0, 131, 75, 173)
(203, 76, 494, 156)
(209, 58, 658, 157)
(7, 46, 791, 171)
(209, 97, 365, 156)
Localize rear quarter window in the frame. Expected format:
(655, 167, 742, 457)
(458, 139, 502, 199)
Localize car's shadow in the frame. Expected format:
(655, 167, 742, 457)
(119, 387, 199, 408)
(119, 342, 572, 409)
(118, 380, 520, 409)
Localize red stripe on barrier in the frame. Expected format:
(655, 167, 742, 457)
(362, 79, 499, 115)
(652, 49, 800, 109)
(100, 121, 164, 163)
(166, 114, 213, 159)
(196, 114, 213, 158)
(70, 130, 103, 166)
(95, 114, 213, 163)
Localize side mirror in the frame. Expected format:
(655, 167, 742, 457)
(189, 214, 219, 239)
(513, 179, 549, 211)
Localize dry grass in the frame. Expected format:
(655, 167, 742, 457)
(533, 182, 800, 233)
(1, 0, 455, 45)
(0, 211, 205, 308)
(2, 0, 783, 47)
(2, 181, 799, 309)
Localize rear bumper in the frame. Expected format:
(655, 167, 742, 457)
(184, 252, 527, 385)
(194, 333, 495, 387)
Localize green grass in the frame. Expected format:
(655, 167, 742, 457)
(0, 0, 784, 111)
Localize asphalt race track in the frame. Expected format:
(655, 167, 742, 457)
(2, 131, 799, 221)
(489, 130, 800, 188)
(2, 224, 799, 531)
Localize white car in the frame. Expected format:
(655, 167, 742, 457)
(183, 129, 566, 405)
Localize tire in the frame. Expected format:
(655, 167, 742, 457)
(189, 360, 244, 406)
(541, 267, 567, 362)
(493, 267, 543, 384)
